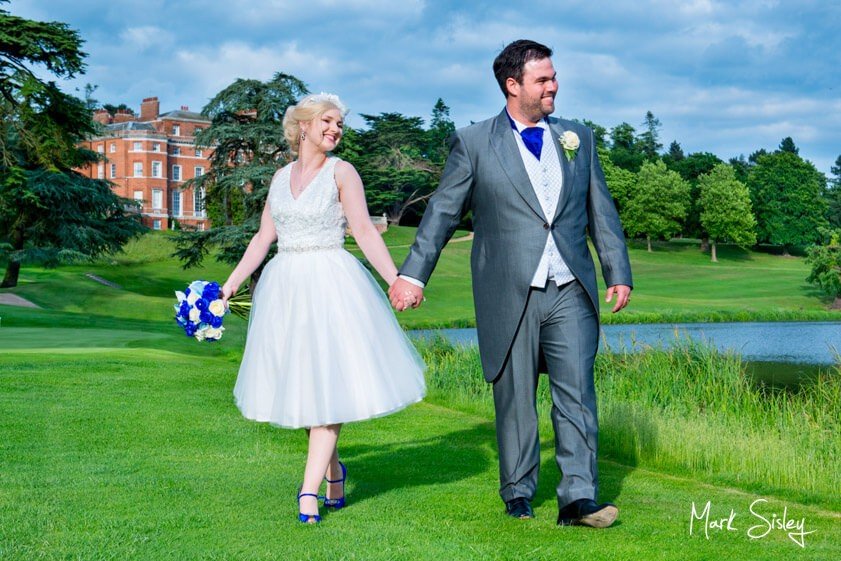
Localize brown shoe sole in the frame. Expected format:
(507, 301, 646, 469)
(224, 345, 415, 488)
(577, 505, 618, 528)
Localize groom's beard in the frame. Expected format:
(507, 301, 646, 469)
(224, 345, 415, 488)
(520, 94, 556, 122)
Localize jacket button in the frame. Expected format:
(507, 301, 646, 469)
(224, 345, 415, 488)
(543, 223, 550, 230)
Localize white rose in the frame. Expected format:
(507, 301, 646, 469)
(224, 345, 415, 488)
(187, 292, 199, 306)
(561, 131, 580, 151)
(208, 299, 226, 317)
(175, 290, 187, 303)
(204, 326, 224, 340)
(194, 327, 207, 341)
(189, 307, 200, 322)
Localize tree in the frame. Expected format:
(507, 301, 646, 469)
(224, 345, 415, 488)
(171, 73, 308, 271)
(609, 122, 645, 172)
(637, 111, 662, 161)
(0, 3, 144, 287)
(582, 119, 608, 148)
(599, 146, 634, 214)
(666, 151, 723, 242)
(805, 228, 841, 309)
(698, 164, 757, 262)
(339, 107, 442, 225)
(779, 136, 799, 155)
(662, 140, 685, 166)
(101, 103, 134, 116)
(728, 154, 752, 183)
(621, 160, 690, 251)
(427, 98, 455, 164)
(747, 150, 829, 252)
(826, 155, 841, 228)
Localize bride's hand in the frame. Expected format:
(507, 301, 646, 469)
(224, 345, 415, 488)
(221, 281, 238, 306)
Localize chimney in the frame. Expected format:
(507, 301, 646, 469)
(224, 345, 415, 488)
(93, 109, 111, 125)
(180, 105, 189, 111)
(140, 97, 159, 121)
(112, 110, 134, 123)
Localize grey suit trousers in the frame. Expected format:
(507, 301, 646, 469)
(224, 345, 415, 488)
(492, 279, 600, 508)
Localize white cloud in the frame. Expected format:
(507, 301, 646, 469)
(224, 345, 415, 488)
(119, 26, 174, 52)
(174, 41, 337, 97)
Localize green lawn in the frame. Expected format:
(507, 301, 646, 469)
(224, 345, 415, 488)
(1, 231, 839, 560)
(1, 347, 838, 560)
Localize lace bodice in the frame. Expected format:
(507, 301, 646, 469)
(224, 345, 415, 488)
(268, 157, 347, 252)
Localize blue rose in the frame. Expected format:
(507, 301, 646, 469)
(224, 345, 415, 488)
(200, 309, 214, 324)
(202, 282, 220, 300)
(195, 298, 209, 311)
(179, 301, 191, 316)
(210, 315, 223, 328)
(185, 322, 197, 336)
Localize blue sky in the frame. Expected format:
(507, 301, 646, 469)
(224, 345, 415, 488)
(11, 0, 841, 175)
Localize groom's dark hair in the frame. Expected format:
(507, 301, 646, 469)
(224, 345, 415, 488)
(493, 40, 553, 97)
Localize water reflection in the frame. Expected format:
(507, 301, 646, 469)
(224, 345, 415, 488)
(411, 322, 841, 388)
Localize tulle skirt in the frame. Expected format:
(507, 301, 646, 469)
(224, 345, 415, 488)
(233, 248, 426, 428)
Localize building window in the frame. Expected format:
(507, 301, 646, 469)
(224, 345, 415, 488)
(194, 127, 202, 134)
(171, 190, 182, 217)
(194, 186, 205, 217)
(152, 143, 161, 152)
(198, 222, 205, 231)
(110, 143, 116, 153)
(172, 165, 182, 181)
(194, 166, 204, 178)
(152, 189, 163, 210)
(152, 161, 162, 178)
(172, 146, 180, 155)
(110, 163, 117, 178)
(132, 141, 142, 151)
(97, 163, 105, 179)
(96, 144, 104, 154)
(133, 162, 143, 177)
(195, 148, 203, 158)
(172, 124, 181, 136)
(153, 219, 162, 230)
(133, 190, 143, 202)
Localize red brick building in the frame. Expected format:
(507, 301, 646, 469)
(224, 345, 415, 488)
(79, 97, 212, 231)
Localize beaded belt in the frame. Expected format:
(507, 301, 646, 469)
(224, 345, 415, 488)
(276, 244, 343, 253)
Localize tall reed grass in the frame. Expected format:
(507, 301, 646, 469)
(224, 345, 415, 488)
(419, 337, 841, 510)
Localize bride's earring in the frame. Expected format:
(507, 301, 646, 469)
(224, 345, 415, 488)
(300, 131, 306, 141)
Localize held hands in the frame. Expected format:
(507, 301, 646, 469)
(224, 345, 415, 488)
(388, 278, 424, 312)
(605, 284, 632, 313)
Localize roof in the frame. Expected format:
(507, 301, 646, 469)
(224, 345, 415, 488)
(104, 121, 157, 132)
(158, 110, 210, 122)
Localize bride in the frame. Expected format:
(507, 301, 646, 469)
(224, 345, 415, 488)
(221, 93, 426, 524)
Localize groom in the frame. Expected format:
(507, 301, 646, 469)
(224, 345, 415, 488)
(389, 40, 632, 527)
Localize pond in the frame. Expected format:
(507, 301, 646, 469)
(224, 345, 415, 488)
(411, 321, 841, 388)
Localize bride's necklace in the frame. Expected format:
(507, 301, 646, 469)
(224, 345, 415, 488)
(291, 157, 327, 198)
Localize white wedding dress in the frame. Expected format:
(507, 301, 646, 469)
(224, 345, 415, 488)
(233, 156, 426, 428)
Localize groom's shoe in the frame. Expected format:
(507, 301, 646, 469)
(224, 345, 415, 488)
(557, 499, 618, 528)
(505, 497, 534, 519)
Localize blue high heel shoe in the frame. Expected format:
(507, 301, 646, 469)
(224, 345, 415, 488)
(297, 492, 322, 524)
(322, 461, 346, 509)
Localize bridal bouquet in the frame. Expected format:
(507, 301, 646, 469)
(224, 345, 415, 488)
(174, 280, 227, 341)
(174, 280, 253, 342)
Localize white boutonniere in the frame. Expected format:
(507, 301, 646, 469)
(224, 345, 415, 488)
(560, 131, 580, 161)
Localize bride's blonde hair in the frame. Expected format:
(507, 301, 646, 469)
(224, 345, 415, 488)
(283, 93, 349, 154)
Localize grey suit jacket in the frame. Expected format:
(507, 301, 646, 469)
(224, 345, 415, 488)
(400, 109, 632, 382)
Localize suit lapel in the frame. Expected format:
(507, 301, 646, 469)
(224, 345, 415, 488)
(549, 120, 576, 222)
(489, 110, 546, 221)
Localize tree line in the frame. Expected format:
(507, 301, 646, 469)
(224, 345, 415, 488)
(1, 5, 839, 306)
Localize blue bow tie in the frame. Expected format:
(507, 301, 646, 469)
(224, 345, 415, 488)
(508, 113, 544, 160)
